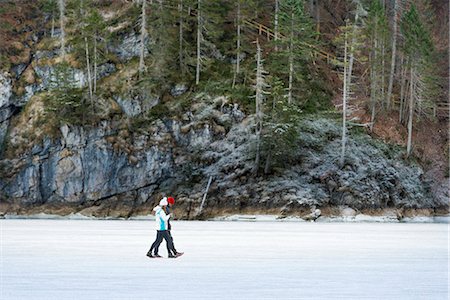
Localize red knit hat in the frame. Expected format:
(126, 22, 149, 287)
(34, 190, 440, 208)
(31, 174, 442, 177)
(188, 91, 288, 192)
(167, 197, 175, 205)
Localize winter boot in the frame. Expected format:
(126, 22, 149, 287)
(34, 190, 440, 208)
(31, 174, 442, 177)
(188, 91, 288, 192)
(146, 252, 154, 258)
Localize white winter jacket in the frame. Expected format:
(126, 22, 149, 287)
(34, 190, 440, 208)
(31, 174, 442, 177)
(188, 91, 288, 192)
(153, 205, 171, 231)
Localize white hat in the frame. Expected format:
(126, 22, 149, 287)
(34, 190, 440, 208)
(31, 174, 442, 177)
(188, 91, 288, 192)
(159, 197, 168, 206)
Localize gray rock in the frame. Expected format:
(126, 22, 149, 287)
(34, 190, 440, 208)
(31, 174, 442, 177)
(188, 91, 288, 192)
(0, 73, 12, 109)
(34, 65, 86, 89)
(11, 64, 28, 79)
(341, 207, 357, 217)
(170, 84, 188, 97)
(114, 94, 159, 117)
(97, 63, 116, 79)
(0, 110, 440, 216)
(111, 33, 149, 61)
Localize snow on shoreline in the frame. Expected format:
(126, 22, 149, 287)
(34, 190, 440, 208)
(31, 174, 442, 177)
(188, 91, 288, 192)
(2, 213, 448, 223)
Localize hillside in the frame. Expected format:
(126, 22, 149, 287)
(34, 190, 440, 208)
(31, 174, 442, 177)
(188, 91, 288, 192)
(0, 0, 448, 219)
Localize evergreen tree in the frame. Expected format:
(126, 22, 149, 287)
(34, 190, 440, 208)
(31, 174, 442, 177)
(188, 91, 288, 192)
(41, 0, 58, 37)
(195, 0, 231, 85)
(366, 0, 389, 130)
(262, 76, 301, 174)
(400, 4, 435, 157)
(334, 9, 366, 166)
(267, 0, 316, 105)
(232, 0, 258, 88)
(44, 62, 85, 125)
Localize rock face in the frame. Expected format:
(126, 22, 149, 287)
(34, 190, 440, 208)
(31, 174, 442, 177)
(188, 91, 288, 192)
(110, 33, 149, 61)
(0, 73, 13, 152)
(0, 98, 444, 218)
(114, 94, 159, 117)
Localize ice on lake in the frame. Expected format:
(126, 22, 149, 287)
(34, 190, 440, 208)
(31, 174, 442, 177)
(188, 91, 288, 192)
(1, 220, 448, 299)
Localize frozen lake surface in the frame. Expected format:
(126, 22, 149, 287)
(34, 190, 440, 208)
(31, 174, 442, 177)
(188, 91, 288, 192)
(1, 220, 448, 299)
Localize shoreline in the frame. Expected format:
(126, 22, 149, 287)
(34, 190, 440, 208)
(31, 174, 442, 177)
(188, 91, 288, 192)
(2, 212, 449, 223)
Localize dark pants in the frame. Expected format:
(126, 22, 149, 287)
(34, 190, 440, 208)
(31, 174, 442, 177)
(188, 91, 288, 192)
(148, 230, 174, 255)
(166, 230, 177, 255)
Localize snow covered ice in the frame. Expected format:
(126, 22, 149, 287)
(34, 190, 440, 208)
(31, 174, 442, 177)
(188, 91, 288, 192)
(1, 220, 448, 299)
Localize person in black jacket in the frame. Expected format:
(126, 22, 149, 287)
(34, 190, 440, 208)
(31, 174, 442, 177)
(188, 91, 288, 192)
(165, 197, 183, 258)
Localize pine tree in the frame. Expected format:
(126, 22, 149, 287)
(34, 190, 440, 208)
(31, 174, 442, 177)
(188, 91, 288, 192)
(194, 0, 230, 85)
(386, 0, 398, 110)
(400, 4, 435, 157)
(366, 0, 389, 130)
(335, 3, 366, 166)
(267, 0, 316, 105)
(232, 0, 258, 88)
(44, 62, 85, 124)
(42, 0, 58, 37)
(85, 9, 106, 93)
(262, 76, 301, 174)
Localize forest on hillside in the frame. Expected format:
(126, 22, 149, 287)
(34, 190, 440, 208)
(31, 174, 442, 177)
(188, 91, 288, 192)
(0, 0, 448, 218)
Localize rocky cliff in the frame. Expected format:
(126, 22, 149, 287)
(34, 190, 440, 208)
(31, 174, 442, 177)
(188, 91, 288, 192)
(0, 0, 447, 220)
(0, 94, 446, 219)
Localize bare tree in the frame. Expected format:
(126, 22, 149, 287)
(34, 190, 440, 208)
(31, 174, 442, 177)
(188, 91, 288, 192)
(179, 0, 184, 73)
(288, 9, 294, 104)
(406, 62, 414, 157)
(386, 0, 398, 109)
(232, 0, 242, 88)
(59, 0, 66, 58)
(196, 0, 202, 85)
(139, 0, 147, 76)
(274, 0, 279, 51)
(84, 37, 93, 105)
(253, 39, 268, 176)
(340, 25, 349, 167)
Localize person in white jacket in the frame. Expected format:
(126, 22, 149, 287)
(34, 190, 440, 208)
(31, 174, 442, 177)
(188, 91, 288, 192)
(146, 198, 176, 258)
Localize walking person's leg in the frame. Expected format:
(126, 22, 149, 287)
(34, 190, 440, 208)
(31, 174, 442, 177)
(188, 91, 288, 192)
(153, 231, 165, 257)
(166, 230, 177, 255)
(161, 231, 175, 257)
(147, 231, 163, 257)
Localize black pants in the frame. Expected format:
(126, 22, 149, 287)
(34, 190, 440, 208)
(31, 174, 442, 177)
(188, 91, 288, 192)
(166, 230, 177, 255)
(149, 230, 175, 255)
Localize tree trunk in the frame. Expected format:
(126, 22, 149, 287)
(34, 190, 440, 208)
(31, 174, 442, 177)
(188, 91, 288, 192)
(232, 1, 241, 88)
(386, 0, 398, 110)
(94, 35, 97, 93)
(381, 39, 386, 108)
(274, 0, 279, 51)
(347, 13, 358, 90)
(139, 0, 147, 76)
(288, 11, 294, 104)
(85, 37, 93, 107)
(59, 0, 65, 58)
(196, 0, 201, 85)
(253, 39, 263, 176)
(179, 0, 184, 73)
(51, 15, 55, 37)
(399, 55, 406, 123)
(264, 151, 272, 175)
(406, 65, 414, 157)
(316, 0, 320, 37)
(340, 28, 348, 167)
(264, 81, 278, 175)
(370, 21, 378, 131)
